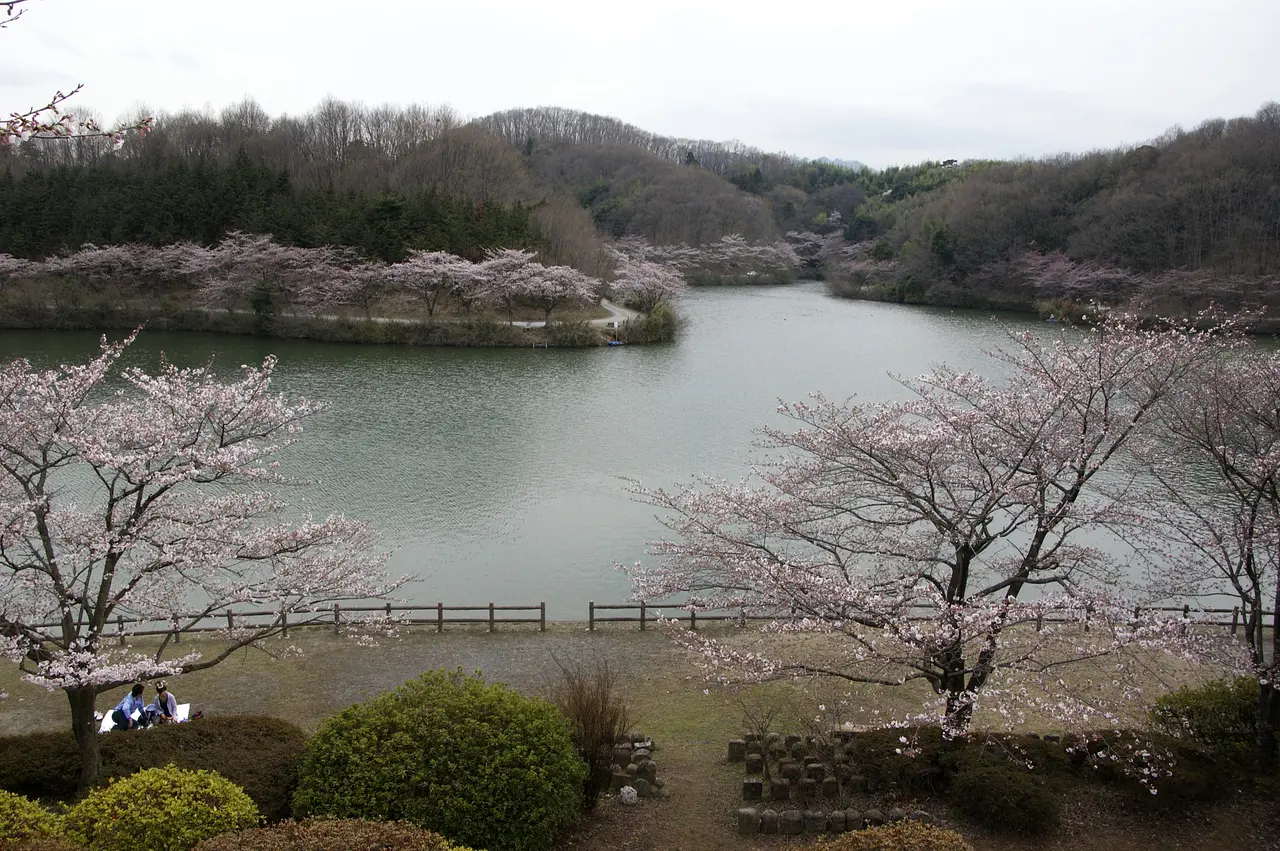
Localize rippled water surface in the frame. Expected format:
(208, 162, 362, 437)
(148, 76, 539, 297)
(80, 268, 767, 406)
(1, 284, 1045, 617)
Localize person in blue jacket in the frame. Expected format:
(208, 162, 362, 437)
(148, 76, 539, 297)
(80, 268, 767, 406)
(111, 683, 149, 730)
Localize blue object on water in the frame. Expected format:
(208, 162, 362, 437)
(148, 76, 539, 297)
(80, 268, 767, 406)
(607, 340, 624, 346)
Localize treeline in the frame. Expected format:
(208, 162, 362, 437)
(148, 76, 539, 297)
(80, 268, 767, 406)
(0, 153, 540, 262)
(1, 98, 611, 273)
(830, 102, 1280, 311)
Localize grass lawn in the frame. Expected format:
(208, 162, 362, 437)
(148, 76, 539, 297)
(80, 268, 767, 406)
(2, 623, 1276, 850)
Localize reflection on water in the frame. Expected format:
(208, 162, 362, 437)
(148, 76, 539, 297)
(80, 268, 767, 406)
(0, 284, 1183, 618)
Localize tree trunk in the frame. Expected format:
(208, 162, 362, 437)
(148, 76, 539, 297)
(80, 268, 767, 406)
(68, 687, 102, 795)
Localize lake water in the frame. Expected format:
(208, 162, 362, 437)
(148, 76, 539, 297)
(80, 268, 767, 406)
(0, 284, 1051, 619)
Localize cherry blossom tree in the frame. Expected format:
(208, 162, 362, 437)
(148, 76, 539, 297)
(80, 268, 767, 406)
(517, 263, 601, 325)
(388, 251, 477, 318)
(1136, 349, 1280, 768)
(623, 314, 1239, 739)
(0, 332, 404, 791)
(477, 248, 537, 322)
(2, 1, 152, 147)
(609, 253, 687, 314)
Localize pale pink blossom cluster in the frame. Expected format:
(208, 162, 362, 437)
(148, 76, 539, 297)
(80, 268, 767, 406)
(607, 250, 687, 314)
(0, 234, 611, 322)
(621, 312, 1250, 751)
(615, 234, 801, 280)
(0, 332, 406, 702)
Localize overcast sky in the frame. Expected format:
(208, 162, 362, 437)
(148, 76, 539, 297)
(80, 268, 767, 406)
(2, 0, 1277, 168)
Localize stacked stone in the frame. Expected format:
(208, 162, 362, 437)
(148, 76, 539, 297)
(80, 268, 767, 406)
(610, 731, 668, 802)
(729, 731, 934, 836)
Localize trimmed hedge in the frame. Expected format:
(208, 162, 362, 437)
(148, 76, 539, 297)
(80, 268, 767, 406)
(0, 789, 62, 844)
(194, 819, 480, 850)
(64, 765, 260, 851)
(0, 715, 306, 821)
(293, 669, 585, 851)
(814, 821, 975, 850)
(1151, 677, 1259, 759)
(948, 763, 1059, 834)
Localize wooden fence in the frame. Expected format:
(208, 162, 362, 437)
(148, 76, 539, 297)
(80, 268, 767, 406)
(42, 600, 1264, 645)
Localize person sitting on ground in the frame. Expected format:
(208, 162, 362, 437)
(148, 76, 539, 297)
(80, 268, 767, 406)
(111, 684, 149, 731)
(148, 681, 179, 724)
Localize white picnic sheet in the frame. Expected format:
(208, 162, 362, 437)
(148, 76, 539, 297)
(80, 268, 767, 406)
(98, 703, 190, 733)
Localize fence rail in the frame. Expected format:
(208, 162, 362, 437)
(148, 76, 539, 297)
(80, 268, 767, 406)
(27, 600, 1269, 645)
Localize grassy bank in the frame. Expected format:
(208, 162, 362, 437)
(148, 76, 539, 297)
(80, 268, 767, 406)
(0, 298, 679, 347)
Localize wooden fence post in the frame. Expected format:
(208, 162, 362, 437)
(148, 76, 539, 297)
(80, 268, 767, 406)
(437, 602, 444, 633)
(225, 610, 234, 631)
(172, 619, 181, 645)
(1232, 606, 1240, 636)
(280, 608, 289, 639)
(690, 608, 697, 631)
(117, 615, 125, 646)
(489, 602, 495, 633)
(589, 601, 595, 632)
(385, 602, 392, 620)
(539, 602, 546, 632)
(333, 603, 341, 635)
(1183, 604, 1191, 620)
(1035, 612, 1043, 632)
(640, 601, 647, 631)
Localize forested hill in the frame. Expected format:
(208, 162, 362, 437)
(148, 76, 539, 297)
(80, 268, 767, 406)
(0, 99, 860, 272)
(833, 102, 1280, 311)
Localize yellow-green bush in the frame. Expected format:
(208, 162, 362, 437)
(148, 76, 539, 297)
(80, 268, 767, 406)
(64, 765, 260, 851)
(193, 818, 480, 850)
(814, 821, 974, 850)
(0, 789, 62, 843)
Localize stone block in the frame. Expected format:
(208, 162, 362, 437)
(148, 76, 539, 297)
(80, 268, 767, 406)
(769, 779, 790, 801)
(742, 778, 763, 801)
(727, 739, 747, 762)
(907, 810, 934, 824)
(780, 810, 804, 835)
(625, 762, 638, 778)
(637, 761, 657, 782)
(806, 762, 826, 780)
(847, 774, 868, 793)
(745, 740, 763, 756)
(827, 810, 847, 832)
(653, 777, 665, 790)
(745, 753, 764, 775)
(845, 810, 863, 829)
(798, 777, 817, 800)
(613, 744, 633, 765)
(888, 807, 907, 822)
(759, 809, 779, 835)
(784, 734, 802, 749)
(864, 808, 886, 826)
(632, 748, 651, 763)
(780, 762, 803, 782)
(822, 776, 840, 798)
(737, 808, 760, 835)
(632, 777, 652, 798)
(803, 810, 827, 833)
(609, 772, 630, 791)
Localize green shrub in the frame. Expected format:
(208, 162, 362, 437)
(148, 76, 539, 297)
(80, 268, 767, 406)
(64, 765, 260, 851)
(545, 320, 602, 346)
(0, 839, 81, 851)
(844, 727, 946, 794)
(948, 763, 1059, 834)
(0, 716, 305, 822)
(814, 820, 974, 850)
(617, 303, 678, 343)
(0, 789, 62, 843)
(293, 669, 584, 851)
(1151, 677, 1259, 758)
(193, 818, 479, 850)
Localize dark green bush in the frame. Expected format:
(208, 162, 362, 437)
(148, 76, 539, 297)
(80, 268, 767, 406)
(545, 320, 602, 346)
(293, 669, 584, 851)
(64, 765, 260, 851)
(194, 819, 479, 850)
(844, 726, 946, 794)
(948, 763, 1059, 834)
(0, 715, 306, 821)
(1151, 677, 1259, 758)
(0, 789, 62, 843)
